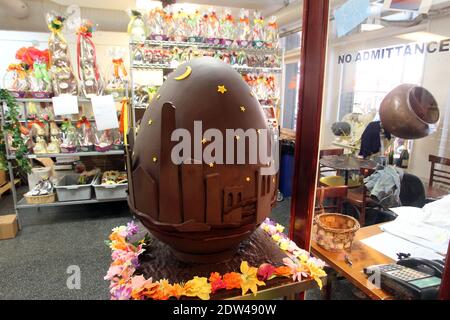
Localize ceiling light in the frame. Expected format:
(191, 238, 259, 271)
(361, 23, 384, 32)
(397, 31, 449, 42)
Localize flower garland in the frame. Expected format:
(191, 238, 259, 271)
(105, 219, 326, 300)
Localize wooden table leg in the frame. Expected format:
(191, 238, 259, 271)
(323, 269, 337, 300)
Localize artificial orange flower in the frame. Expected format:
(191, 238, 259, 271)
(209, 272, 226, 294)
(273, 266, 292, 277)
(223, 272, 241, 290)
(240, 261, 265, 296)
(168, 283, 186, 299)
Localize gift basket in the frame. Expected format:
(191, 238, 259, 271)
(76, 19, 103, 97)
(147, 7, 167, 41)
(24, 177, 56, 204)
(265, 16, 279, 48)
(76, 116, 95, 152)
(95, 129, 113, 152)
(173, 8, 188, 42)
(60, 120, 78, 153)
(105, 47, 128, 98)
(47, 12, 78, 96)
(16, 47, 52, 98)
(204, 7, 220, 45)
(3, 63, 29, 98)
(186, 9, 203, 43)
(127, 10, 146, 42)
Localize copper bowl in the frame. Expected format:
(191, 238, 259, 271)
(379, 84, 439, 139)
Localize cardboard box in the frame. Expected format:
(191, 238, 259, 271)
(0, 214, 18, 240)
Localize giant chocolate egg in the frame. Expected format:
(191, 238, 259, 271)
(379, 84, 440, 139)
(127, 57, 278, 263)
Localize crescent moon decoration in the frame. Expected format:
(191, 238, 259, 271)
(174, 66, 192, 81)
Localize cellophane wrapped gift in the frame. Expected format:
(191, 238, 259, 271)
(47, 12, 78, 96)
(60, 121, 78, 153)
(128, 10, 146, 42)
(76, 19, 103, 98)
(148, 8, 167, 41)
(105, 47, 128, 99)
(265, 16, 279, 48)
(111, 128, 123, 150)
(164, 6, 176, 41)
(76, 116, 95, 152)
(186, 10, 203, 42)
(3, 63, 30, 98)
(95, 128, 113, 152)
(236, 9, 251, 47)
(205, 7, 220, 45)
(173, 8, 188, 42)
(252, 11, 266, 48)
(221, 9, 235, 46)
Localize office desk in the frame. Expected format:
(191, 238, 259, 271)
(311, 224, 394, 300)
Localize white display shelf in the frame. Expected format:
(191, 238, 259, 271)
(130, 40, 283, 55)
(131, 63, 282, 74)
(8, 150, 125, 160)
(14, 97, 124, 103)
(16, 197, 127, 209)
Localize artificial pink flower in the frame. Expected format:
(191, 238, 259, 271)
(257, 263, 276, 281)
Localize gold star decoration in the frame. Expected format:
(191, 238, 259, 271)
(201, 138, 207, 144)
(217, 85, 227, 94)
(257, 129, 261, 134)
(208, 162, 214, 168)
(152, 156, 158, 163)
(235, 135, 240, 140)
(148, 119, 153, 125)
(156, 94, 161, 100)
(135, 125, 140, 133)
(240, 106, 246, 112)
(246, 177, 251, 182)
(250, 91, 255, 97)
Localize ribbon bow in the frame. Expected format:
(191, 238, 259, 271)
(7, 64, 27, 79)
(112, 58, 127, 78)
(119, 98, 128, 145)
(76, 24, 100, 81)
(33, 62, 51, 83)
(76, 116, 91, 129)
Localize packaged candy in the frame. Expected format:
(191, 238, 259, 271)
(76, 116, 95, 152)
(221, 9, 235, 46)
(111, 128, 123, 150)
(173, 8, 188, 42)
(3, 63, 29, 98)
(186, 9, 203, 43)
(47, 12, 78, 96)
(204, 8, 220, 45)
(236, 9, 251, 47)
(76, 19, 103, 97)
(252, 11, 266, 48)
(127, 10, 146, 42)
(60, 120, 78, 153)
(95, 129, 113, 152)
(265, 16, 279, 48)
(105, 47, 128, 99)
(148, 8, 167, 41)
(17, 47, 53, 98)
(164, 6, 176, 41)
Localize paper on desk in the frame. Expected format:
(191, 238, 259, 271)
(91, 95, 119, 131)
(52, 95, 79, 116)
(361, 232, 444, 261)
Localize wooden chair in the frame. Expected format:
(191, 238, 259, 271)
(428, 155, 450, 199)
(315, 185, 348, 214)
(345, 167, 376, 226)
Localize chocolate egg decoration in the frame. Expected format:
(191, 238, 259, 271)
(379, 84, 440, 139)
(127, 57, 278, 263)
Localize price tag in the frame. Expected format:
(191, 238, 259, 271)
(91, 95, 119, 131)
(52, 95, 79, 116)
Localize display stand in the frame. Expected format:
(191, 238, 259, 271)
(136, 227, 323, 300)
(129, 40, 284, 131)
(0, 93, 129, 228)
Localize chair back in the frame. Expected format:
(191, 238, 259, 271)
(315, 185, 348, 214)
(400, 173, 426, 208)
(429, 155, 450, 188)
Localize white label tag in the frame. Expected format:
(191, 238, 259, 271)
(91, 95, 119, 131)
(52, 95, 79, 116)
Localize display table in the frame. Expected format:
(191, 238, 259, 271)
(135, 227, 323, 300)
(319, 154, 378, 185)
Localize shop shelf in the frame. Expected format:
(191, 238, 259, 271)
(7, 150, 125, 160)
(131, 63, 282, 74)
(16, 196, 127, 209)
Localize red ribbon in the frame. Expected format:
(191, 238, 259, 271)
(76, 31, 100, 81)
(76, 116, 91, 129)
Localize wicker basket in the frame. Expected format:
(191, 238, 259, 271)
(312, 213, 360, 252)
(24, 193, 56, 204)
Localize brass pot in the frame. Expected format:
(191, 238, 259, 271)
(379, 84, 440, 139)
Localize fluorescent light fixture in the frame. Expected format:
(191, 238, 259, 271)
(361, 23, 384, 32)
(397, 31, 449, 42)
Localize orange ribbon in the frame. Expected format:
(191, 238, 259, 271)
(76, 30, 100, 81)
(27, 119, 45, 129)
(76, 116, 91, 129)
(7, 64, 27, 79)
(112, 58, 127, 78)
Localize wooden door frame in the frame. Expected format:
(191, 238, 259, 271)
(289, 0, 330, 250)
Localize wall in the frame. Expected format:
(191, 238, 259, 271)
(320, 16, 450, 182)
